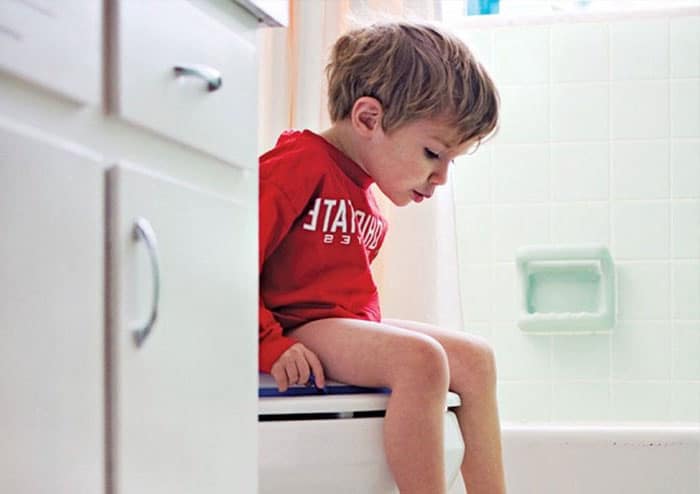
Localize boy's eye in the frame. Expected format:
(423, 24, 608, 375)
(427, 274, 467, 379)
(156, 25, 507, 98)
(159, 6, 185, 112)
(424, 148, 440, 160)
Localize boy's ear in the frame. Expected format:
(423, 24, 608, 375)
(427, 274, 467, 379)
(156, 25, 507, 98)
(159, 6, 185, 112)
(350, 97, 383, 137)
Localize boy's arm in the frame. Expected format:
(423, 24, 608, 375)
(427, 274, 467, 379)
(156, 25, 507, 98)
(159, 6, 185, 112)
(258, 179, 301, 373)
(258, 299, 297, 373)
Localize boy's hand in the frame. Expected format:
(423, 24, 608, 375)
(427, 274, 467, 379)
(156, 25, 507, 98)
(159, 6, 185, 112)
(270, 343, 326, 392)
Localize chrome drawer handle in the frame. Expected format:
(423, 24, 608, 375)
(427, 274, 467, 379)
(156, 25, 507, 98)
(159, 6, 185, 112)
(132, 217, 160, 347)
(173, 64, 222, 91)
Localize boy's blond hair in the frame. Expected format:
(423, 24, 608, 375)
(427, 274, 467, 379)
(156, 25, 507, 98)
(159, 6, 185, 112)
(326, 21, 499, 147)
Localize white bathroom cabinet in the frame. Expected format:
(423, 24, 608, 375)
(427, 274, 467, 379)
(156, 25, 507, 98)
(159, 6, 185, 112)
(0, 1, 261, 493)
(0, 122, 105, 494)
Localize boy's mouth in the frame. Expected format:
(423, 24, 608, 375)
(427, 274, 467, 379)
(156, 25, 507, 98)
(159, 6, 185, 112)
(411, 190, 430, 202)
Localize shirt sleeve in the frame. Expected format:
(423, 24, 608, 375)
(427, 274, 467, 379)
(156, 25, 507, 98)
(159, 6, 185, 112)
(258, 177, 304, 373)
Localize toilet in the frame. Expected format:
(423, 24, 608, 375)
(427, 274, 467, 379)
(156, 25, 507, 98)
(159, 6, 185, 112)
(258, 373, 466, 494)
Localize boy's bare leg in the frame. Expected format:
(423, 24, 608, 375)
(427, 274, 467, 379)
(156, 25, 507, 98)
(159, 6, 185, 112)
(288, 318, 450, 494)
(383, 319, 507, 494)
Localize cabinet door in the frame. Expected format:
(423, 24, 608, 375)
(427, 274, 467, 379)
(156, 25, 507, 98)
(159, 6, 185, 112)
(107, 164, 257, 494)
(0, 123, 104, 493)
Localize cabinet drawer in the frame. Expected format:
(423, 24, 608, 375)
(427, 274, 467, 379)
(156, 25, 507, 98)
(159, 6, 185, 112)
(114, 0, 258, 168)
(0, 0, 101, 104)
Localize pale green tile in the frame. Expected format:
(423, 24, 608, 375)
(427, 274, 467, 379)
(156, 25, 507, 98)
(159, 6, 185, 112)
(492, 325, 551, 380)
(611, 382, 671, 421)
(673, 262, 700, 320)
(552, 381, 611, 422)
(498, 381, 551, 423)
(670, 382, 700, 423)
(673, 322, 700, 380)
(612, 321, 671, 380)
(552, 334, 611, 380)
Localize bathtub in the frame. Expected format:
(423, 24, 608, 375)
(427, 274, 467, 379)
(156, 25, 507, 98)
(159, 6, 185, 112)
(501, 424, 700, 494)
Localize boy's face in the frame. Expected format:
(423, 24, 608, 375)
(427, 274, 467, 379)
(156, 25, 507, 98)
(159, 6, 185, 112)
(363, 118, 475, 207)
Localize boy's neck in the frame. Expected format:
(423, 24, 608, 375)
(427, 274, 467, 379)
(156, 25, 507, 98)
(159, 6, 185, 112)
(319, 123, 371, 177)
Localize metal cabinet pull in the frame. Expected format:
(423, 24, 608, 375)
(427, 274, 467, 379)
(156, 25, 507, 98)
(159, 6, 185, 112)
(132, 217, 160, 347)
(173, 64, 222, 91)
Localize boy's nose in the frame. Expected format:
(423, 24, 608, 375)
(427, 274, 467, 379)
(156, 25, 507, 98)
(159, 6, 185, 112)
(429, 162, 449, 186)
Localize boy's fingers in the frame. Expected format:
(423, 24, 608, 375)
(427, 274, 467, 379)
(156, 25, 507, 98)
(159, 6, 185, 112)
(270, 365, 289, 392)
(296, 357, 311, 386)
(304, 348, 325, 388)
(285, 360, 299, 385)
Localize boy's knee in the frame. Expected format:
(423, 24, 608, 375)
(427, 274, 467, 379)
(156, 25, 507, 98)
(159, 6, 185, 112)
(454, 336, 498, 395)
(394, 334, 449, 391)
(477, 340, 498, 384)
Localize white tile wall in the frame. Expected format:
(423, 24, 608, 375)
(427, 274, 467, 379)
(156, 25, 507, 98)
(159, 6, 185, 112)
(492, 204, 550, 261)
(453, 14, 700, 423)
(616, 262, 671, 320)
(611, 81, 669, 139)
(612, 141, 669, 200)
(552, 334, 611, 380)
(551, 142, 609, 200)
(551, 84, 609, 141)
(671, 140, 700, 198)
(671, 79, 700, 137)
(492, 145, 550, 202)
(493, 327, 552, 380)
(497, 85, 550, 143)
(672, 200, 700, 258)
(551, 382, 611, 421)
(612, 322, 672, 380)
(611, 382, 671, 421)
(493, 26, 550, 84)
(498, 381, 552, 422)
(670, 17, 700, 78)
(612, 201, 670, 259)
(551, 22, 608, 83)
(551, 202, 610, 245)
(672, 262, 700, 319)
(670, 382, 700, 422)
(610, 19, 669, 80)
(672, 321, 700, 379)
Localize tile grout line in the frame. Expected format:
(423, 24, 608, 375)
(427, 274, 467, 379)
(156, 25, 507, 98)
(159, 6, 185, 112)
(607, 18, 615, 419)
(667, 15, 677, 420)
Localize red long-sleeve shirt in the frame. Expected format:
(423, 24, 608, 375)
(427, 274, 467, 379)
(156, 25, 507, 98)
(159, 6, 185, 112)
(258, 130, 388, 373)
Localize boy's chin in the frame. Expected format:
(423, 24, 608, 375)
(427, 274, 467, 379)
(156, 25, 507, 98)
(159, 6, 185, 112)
(389, 195, 412, 207)
(377, 187, 415, 207)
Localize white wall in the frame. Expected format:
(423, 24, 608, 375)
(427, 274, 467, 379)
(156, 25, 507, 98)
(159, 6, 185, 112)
(452, 12, 700, 422)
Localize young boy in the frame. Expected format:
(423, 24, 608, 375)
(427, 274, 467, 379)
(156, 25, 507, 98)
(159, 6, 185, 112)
(259, 21, 504, 494)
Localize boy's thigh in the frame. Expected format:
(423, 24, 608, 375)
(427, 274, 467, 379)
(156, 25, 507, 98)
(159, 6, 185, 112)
(287, 318, 445, 388)
(382, 318, 490, 352)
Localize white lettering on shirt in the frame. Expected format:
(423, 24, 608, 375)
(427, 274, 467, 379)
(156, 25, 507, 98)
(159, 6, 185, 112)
(302, 197, 383, 250)
(321, 199, 337, 231)
(330, 199, 348, 233)
(302, 198, 321, 231)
